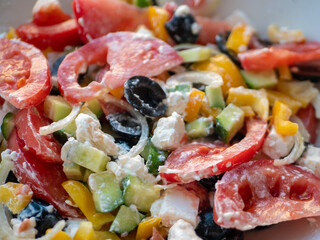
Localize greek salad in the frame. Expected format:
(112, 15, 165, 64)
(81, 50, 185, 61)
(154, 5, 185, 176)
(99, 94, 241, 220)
(1, 0, 320, 239)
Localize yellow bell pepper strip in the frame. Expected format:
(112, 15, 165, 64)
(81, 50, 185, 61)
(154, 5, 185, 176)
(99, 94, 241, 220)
(239, 106, 256, 117)
(226, 24, 254, 53)
(74, 221, 98, 240)
(266, 90, 302, 115)
(148, 7, 170, 42)
(277, 65, 292, 80)
(192, 54, 245, 95)
(62, 180, 114, 230)
(6, 27, 18, 39)
(227, 87, 269, 121)
(95, 231, 121, 240)
(184, 88, 205, 122)
(200, 99, 221, 123)
(268, 24, 305, 44)
(110, 87, 124, 99)
(0, 183, 33, 214)
(136, 217, 161, 240)
(46, 229, 72, 240)
(272, 100, 299, 136)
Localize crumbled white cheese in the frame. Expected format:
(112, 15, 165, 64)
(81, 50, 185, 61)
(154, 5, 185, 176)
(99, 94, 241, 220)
(168, 219, 201, 240)
(11, 217, 37, 238)
(150, 185, 199, 227)
(64, 219, 82, 239)
(151, 112, 186, 150)
(174, 5, 190, 17)
(298, 145, 320, 176)
(75, 113, 120, 156)
(262, 126, 295, 159)
(165, 91, 189, 117)
(225, 10, 251, 27)
(32, 0, 59, 13)
(191, 22, 202, 35)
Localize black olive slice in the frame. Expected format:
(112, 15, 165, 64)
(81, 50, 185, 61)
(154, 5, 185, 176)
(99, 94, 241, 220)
(216, 33, 242, 69)
(199, 173, 224, 191)
(107, 112, 142, 139)
(195, 209, 244, 240)
(291, 64, 320, 81)
(124, 76, 167, 117)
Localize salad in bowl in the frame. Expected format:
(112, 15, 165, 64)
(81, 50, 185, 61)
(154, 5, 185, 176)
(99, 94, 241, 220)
(1, 0, 320, 239)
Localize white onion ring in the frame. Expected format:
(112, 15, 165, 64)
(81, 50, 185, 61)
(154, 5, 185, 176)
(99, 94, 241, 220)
(100, 93, 148, 161)
(39, 103, 82, 135)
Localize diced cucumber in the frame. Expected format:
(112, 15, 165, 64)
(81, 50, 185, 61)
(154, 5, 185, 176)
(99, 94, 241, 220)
(168, 84, 191, 93)
(216, 103, 245, 143)
(140, 139, 152, 160)
(205, 85, 225, 109)
(1, 112, 15, 140)
(63, 162, 85, 181)
(109, 205, 144, 234)
(83, 169, 93, 183)
(43, 95, 72, 122)
(241, 69, 278, 89)
(178, 47, 212, 63)
(122, 175, 160, 213)
(85, 99, 103, 118)
(186, 117, 214, 139)
(88, 171, 123, 213)
(64, 139, 110, 172)
(134, 0, 151, 7)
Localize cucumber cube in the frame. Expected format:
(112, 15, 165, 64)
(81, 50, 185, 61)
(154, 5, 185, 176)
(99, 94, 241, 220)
(205, 85, 225, 109)
(178, 47, 212, 63)
(63, 162, 85, 181)
(186, 117, 214, 139)
(43, 95, 72, 122)
(241, 69, 278, 89)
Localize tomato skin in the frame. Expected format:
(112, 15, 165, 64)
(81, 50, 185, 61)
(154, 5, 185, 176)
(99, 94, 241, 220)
(15, 107, 62, 163)
(297, 103, 318, 144)
(0, 39, 51, 109)
(160, 118, 267, 184)
(16, 19, 82, 51)
(7, 128, 83, 218)
(214, 159, 320, 230)
(183, 181, 210, 211)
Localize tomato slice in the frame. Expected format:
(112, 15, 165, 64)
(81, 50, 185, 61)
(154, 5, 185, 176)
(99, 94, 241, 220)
(73, 0, 149, 43)
(15, 107, 62, 163)
(239, 41, 320, 70)
(7, 128, 83, 218)
(297, 103, 318, 144)
(58, 32, 183, 103)
(159, 118, 267, 184)
(214, 159, 320, 230)
(0, 39, 51, 109)
(16, 19, 82, 51)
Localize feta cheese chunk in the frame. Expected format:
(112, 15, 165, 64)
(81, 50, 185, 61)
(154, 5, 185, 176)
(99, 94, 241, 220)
(168, 219, 201, 240)
(298, 145, 320, 176)
(11, 217, 37, 239)
(150, 185, 199, 227)
(75, 113, 120, 156)
(151, 112, 186, 150)
(262, 126, 295, 159)
(165, 91, 189, 117)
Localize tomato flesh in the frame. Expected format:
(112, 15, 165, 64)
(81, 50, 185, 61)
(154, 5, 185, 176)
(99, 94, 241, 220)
(7, 128, 83, 218)
(0, 39, 51, 109)
(160, 118, 267, 184)
(297, 103, 318, 144)
(214, 159, 320, 230)
(15, 107, 62, 163)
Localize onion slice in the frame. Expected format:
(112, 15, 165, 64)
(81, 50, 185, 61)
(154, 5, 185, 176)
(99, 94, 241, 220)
(39, 103, 81, 135)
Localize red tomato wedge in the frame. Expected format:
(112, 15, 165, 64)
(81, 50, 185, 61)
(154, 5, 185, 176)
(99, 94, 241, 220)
(16, 19, 82, 51)
(8, 128, 83, 218)
(58, 32, 183, 103)
(160, 118, 267, 184)
(0, 39, 51, 109)
(239, 41, 320, 70)
(214, 160, 320, 231)
(73, 0, 149, 43)
(297, 103, 318, 144)
(32, 0, 71, 26)
(15, 107, 62, 163)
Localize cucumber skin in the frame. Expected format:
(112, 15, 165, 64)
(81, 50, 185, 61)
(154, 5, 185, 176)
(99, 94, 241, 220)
(1, 112, 15, 140)
(241, 70, 278, 89)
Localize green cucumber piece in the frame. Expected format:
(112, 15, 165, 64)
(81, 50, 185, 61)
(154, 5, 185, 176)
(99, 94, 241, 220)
(205, 86, 225, 109)
(146, 145, 168, 175)
(140, 138, 152, 160)
(85, 99, 103, 118)
(216, 103, 245, 143)
(168, 84, 191, 93)
(89, 171, 123, 213)
(63, 162, 85, 181)
(122, 175, 160, 213)
(134, 0, 151, 7)
(43, 95, 72, 122)
(241, 69, 278, 89)
(53, 130, 68, 145)
(186, 117, 214, 139)
(82, 169, 93, 183)
(1, 112, 15, 140)
(65, 139, 110, 172)
(109, 205, 144, 234)
(178, 47, 212, 63)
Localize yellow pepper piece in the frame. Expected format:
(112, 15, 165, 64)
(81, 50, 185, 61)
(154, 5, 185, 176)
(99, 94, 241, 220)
(239, 106, 255, 117)
(192, 54, 245, 95)
(184, 88, 205, 122)
(74, 221, 98, 240)
(148, 6, 170, 42)
(268, 24, 305, 44)
(266, 90, 302, 115)
(0, 183, 33, 214)
(227, 87, 269, 121)
(226, 24, 254, 53)
(95, 231, 120, 240)
(277, 65, 292, 80)
(200, 99, 221, 122)
(136, 217, 161, 240)
(272, 101, 298, 136)
(46, 229, 71, 240)
(6, 27, 18, 39)
(62, 180, 114, 230)
(110, 87, 124, 99)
